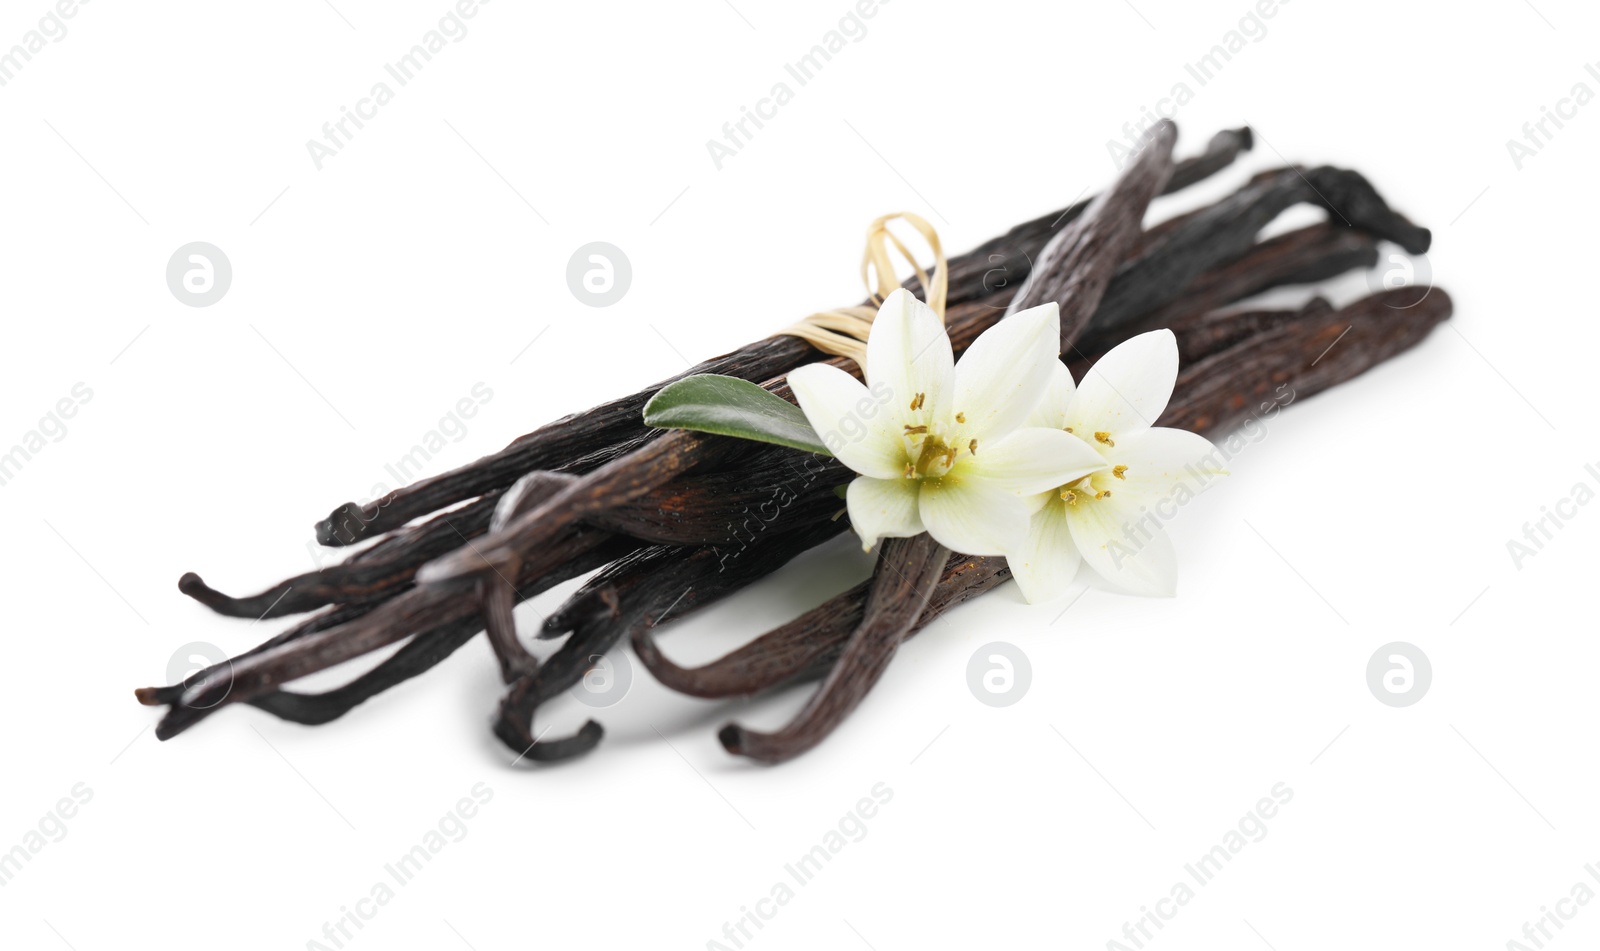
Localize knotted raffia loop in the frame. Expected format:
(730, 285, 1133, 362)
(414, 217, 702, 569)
(780, 211, 948, 369)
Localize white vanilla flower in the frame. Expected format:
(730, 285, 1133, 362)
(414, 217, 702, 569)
(787, 289, 1106, 556)
(1009, 329, 1229, 601)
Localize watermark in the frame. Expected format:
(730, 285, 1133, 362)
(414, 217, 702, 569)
(1506, 462, 1599, 570)
(566, 241, 631, 307)
(706, 782, 894, 950)
(167, 242, 232, 307)
(714, 455, 834, 571)
(309, 383, 494, 563)
(165, 641, 232, 709)
(305, 0, 492, 170)
(816, 380, 894, 455)
(1107, 0, 1292, 168)
(0, 382, 92, 490)
(305, 782, 494, 950)
(1366, 642, 1431, 708)
(1106, 384, 1295, 569)
(966, 641, 1031, 707)
(1104, 782, 1294, 950)
(1506, 62, 1600, 171)
(1503, 864, 1600, 950)
(0, 783, 93, 889)
(0, 0, 90, 91)
(570, 651, 632, 708)
(1364, 248, 1432, 309)
(705, 0, 891, 170)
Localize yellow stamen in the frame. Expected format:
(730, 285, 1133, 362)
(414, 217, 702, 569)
(1095, 431, 1114, 447)
(1096, 489, 1112, 500)
(968, 439, 978, 455)
(1060, 488, 1077, 504)
(955, 412, 966, 423)
(910, 392, 925, 411)
(904, 424, 928, 435)
(1113, 465, 1128, 480)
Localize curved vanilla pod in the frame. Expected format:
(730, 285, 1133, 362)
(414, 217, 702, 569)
(633, 553, 1010, 698)
(178, 437, 653, 621)
(248, 617, 483, 726)
(718, 533, 950, 764)
(493, 517, 848, 762)
(1091, 165, 1431, 338)
(1005, 119, 1177, 345)
(147, 525, 633, 739)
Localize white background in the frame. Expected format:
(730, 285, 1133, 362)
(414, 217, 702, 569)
(1, 0, 1594, 948)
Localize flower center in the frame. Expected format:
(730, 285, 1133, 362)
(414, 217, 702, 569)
(901, 411, 973, 480)
(1058, 466, 1124, 505)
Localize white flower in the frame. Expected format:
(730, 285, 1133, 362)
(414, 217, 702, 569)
(1008, 329, 1229, 601)
(787, 288, 1106, 556)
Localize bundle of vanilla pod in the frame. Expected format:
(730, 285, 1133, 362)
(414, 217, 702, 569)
(138, 122, 1449, 765)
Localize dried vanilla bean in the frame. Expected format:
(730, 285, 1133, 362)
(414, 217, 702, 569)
(1091, 166, 1430, 338)
(718, 533, 950, 764)
(1160, 286, 1453, 434)
(137, 127, 1449, 763)
(493, 518, 847, 761)
(1085, 223, 1376, 350)
(1006, 119, 1176, 345)
(634, 552, 1010, 698)
(147, 525, 632, 738)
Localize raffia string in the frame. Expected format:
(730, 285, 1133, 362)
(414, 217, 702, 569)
(779, 211, 948, 369)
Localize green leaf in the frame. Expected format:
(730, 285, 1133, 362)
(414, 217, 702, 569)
(643, 374, 832, 456)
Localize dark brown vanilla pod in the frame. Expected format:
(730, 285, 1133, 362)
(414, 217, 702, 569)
(1090, 165, 1431, 338)
(718, 533, 950, 764)
(1158, 287, 1454, 435)
(1169, 299, 1337, 367)
(148, 524, 634, 739)
(157, 531, 639, 733)
(1006, 120, 1177, 346)
(313, 129, 1257, 546)
(634, 552, 1010, 698)
(941, 127, 1253, 312)
(135, 599, 384, 707)
(248, 618, 481, 726)
(1067, 298, 1339, 381)
(137, 127, 1452, 768)
(1081, 224, 1377, 354)
(493, 518, 849, 762)
(416, 430, 742, 585)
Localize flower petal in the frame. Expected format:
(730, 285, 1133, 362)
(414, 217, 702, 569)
(865, 288, 954, 431)
(962, 426, 1107, 497)
(1066, 494, 1178, 597)
(1008, 496, 1082, 604)
(918, 478, 1029, 556)
(1063, 329, 1178, 443)
(788, 363, 903, 480)
(845, 475, 925, 551)
(1105, 426, 1230, 510)
(952, 302, 1061, 442)
(1025, 360, 1077, 429)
